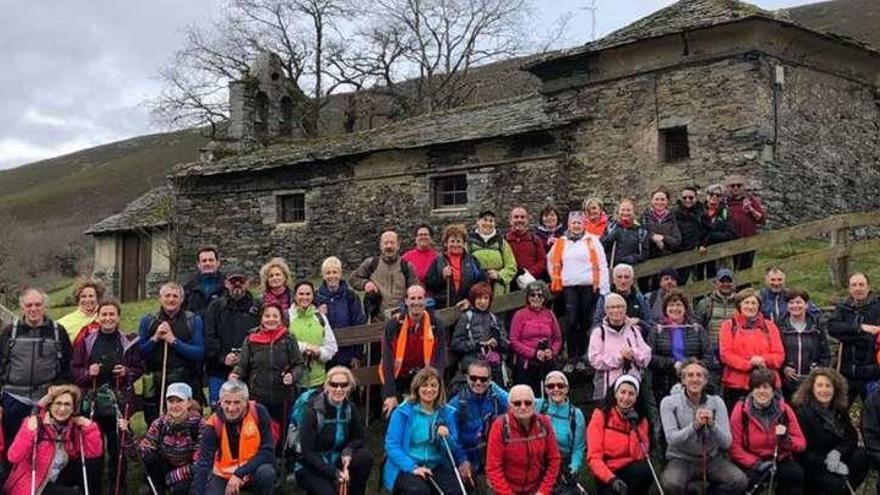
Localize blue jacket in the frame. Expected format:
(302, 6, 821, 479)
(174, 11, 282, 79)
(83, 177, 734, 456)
(535, 398, 586, 473)
(383, 401, 466, 491)
(315, 281, 366, 365)
(448, 383, 508, 472)
(759, 288, 822, 323)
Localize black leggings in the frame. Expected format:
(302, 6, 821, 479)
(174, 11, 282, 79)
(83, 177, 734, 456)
(95, 414, 125, 494)
(596, 460, 653, 495)
(563, 285, 598, 359)
(393, 467, 464, 495)
(295, 449, 373, 495)
(745, 458, 803, 495)
(41, 457, 103, 495)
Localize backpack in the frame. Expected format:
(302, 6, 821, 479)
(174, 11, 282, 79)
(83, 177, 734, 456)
(286, 389, 351, 458)
(3, 319, 63, 395)
(466, 235, 505, 258)
(540, 401, 578, 463)
(500, 413, 549, 444)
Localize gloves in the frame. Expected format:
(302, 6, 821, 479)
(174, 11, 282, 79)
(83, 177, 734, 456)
(830, 461, 850, 476)
(753, 460, 775, 475)
(610, 477, 628, 495)
(825, 450, 849, 476)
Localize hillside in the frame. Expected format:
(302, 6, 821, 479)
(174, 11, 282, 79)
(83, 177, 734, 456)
(0, 128, 207, 285)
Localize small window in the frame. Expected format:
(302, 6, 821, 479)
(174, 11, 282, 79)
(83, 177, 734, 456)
(433, 174, 468, 208)
(278, 193, 305, 223)
(660, 126, 690, 162)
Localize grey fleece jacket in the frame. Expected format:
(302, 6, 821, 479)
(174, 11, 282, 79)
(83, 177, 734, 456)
(659, 383, 732, 461)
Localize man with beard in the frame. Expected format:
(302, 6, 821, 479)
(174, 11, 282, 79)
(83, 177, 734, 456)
(379, 285, 447, 418)
(203, 266, 261, 405)
(660, 359, 747, 494)
(349, 230, 419, 321)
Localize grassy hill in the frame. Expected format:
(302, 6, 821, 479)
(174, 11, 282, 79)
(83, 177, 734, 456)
(0, 128, 208, 286)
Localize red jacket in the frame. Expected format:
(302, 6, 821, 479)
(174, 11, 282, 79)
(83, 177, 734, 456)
(719, 313, 785, 391)
(727, 194, 766, 238)
(586, 407, 649, 484)
(729, 397, 806, 469)
(4, 414, 103, 495)
(505, 230, 547, 281)
(486, 412, 561, 495)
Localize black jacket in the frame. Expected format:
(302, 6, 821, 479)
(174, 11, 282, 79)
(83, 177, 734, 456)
(183, 273, 227, 316)
(673, 201, 705, 251)
(796, 399, 859, 470)
(647, 319, 713, 399)
(699, 203, 737, 247)
(298, 393, 366, 480)
(203, 293, 261, 377)
(862, 390, 880, 465)
(778, 313, 831, 378)
(828, 294, 880, 381)
(600, 219, 649, 266)
(641, 209, 682, 258)
(424, 253, 485, 308)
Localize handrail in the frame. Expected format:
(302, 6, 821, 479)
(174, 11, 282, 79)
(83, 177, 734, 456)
(342, 210, 880, 389)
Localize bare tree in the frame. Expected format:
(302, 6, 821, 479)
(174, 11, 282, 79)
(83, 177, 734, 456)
(151, 0, 361, 137)
(351, 0, 531, 116)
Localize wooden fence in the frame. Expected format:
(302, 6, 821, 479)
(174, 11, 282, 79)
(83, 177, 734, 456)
(337, 211, 879, 421)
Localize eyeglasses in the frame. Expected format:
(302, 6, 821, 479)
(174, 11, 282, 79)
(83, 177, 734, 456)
(729, 184, 743, 188)
(528, 293, 545, 299)
(511, 400, 534, 408)
(681, 195, 695, 200)
(468, 375, 490, 383)
(709, 192, 722, 197)
(328, 382, 350, 389)
(545, 383, 567, 390)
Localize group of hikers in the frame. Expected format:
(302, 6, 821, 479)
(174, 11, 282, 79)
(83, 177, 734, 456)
(2, 175, 880, 495)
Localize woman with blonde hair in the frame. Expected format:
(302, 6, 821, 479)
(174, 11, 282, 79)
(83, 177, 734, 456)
(260, 257, 293, 313)
(315, 256, 366, 368)
(294, 366, 373, 495)
(4, 384, 103, 495)
(583, 197, 609, 237)
(383, 367, 469, 495)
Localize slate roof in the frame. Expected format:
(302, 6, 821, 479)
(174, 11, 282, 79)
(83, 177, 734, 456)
(525, 0, 878, 72)
(86, 186, 172, 234)
(175, 93, 565, 177)
(788, 0, 880, 51)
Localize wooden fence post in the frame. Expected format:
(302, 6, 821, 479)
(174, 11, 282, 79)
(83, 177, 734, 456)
(829, 227, 849, 289)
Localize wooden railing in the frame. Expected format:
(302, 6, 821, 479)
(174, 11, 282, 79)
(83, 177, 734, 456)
(341, 211, 880, 411)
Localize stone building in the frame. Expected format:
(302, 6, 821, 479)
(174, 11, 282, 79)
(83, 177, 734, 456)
(96, 0, 880, 287)
(86, 187, 173, 301)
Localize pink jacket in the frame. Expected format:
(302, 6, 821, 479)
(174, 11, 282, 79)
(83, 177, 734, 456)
(588, 320, 652, 400)
(509, 306, 563, 364)
(4, 415, 103, 495)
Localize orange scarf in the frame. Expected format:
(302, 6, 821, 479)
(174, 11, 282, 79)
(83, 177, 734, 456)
(379, 311, 435, 383)
(549, 235, 601, 293)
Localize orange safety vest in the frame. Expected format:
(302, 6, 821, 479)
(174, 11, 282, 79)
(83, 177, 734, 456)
(378, 311, 435, 384)
(211, 401, 262, 479)
(549, 235, 601, 293)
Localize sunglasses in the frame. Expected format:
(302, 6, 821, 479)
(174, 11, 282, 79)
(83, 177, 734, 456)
(468, 375, 490, 383)
(681, 195, 695, 200)
(709, 192, 722, 197)
(328, 382, 350, 389)
(546, 383, 567, 390)
(511, 400, 534, 408)
(729, 183, 743, 188)
(528, 293, 545, 298)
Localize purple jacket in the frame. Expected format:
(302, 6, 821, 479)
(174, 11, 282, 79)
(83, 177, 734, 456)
(588, 319, 651, 400)
(71, 329, 144, 401)
(509, 306, 562, 365)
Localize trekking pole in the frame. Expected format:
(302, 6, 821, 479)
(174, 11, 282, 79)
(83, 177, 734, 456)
(845, 479, 857, 495)
(633, 424, 665, 495)
(426, 473, 447, 495)
(114, 401, 131, 495)
(30, 408, 39, 495)
(446, 278, 452, 309)
(836, 341, 843, 373)
(767, 427, 784, 495)
(280, 365, 294, 486)
(441, 435, 468, 495)
(89, 376, 97, 420)
(79, 426, 90, 495)
(159, 341, 169, 416)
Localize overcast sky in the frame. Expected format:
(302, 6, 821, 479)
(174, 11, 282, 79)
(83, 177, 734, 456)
(0, 0, 820, 171)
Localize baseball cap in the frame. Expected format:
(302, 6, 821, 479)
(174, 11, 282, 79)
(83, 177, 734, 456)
(225, 265, 248, 280)
(166, 382, 192, 400)
(715, 268, 735, 282)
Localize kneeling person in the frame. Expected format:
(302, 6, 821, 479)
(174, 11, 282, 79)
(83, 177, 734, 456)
(294, 366, 373, 495)
(660, 359, 748, 494)
(192, 380, 277, 495)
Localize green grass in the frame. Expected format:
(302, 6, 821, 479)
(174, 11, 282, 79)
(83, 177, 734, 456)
(47, 299, 158, 332)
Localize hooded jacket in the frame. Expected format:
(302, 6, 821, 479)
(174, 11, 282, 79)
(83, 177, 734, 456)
(586, 407, 650, 484)
(828, 293, 880, 381)
(660, 383, 732, 462)
(719, 313, 785, 391)
(4, 413, 103, 495)
(71, 329, 143, 409)
(451, 309, 509, 372)
(448, 383, 509, 471)
(383, 401, 465, 491)
(486, 412, 561, 495)
(641, 208, 682, 258)
(535, 398, 586, 473)
(232, 325, 304, 406)
(729, 395, 805, 468)
(466, 230, 518, 295)
(600, 218, 649, 267)
(588, 319, 652, 401)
